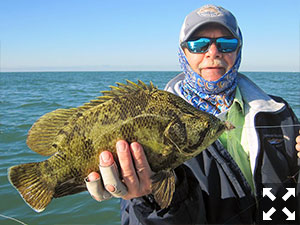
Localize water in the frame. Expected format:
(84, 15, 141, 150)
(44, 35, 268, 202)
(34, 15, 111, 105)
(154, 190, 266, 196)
(0, 71, 299, 225)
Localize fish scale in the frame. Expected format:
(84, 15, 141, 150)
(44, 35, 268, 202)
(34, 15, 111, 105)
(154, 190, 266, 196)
(8, 80, 232, 212)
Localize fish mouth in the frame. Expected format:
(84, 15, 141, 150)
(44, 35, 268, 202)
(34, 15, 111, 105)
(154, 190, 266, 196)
(224, 121, 235, 130)
(215, 122, 233, 135)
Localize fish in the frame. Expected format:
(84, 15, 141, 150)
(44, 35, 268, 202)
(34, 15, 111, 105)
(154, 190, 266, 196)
(8, 80, 233, 212)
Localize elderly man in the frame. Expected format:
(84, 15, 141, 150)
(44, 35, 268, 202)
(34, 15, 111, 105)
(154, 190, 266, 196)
(86, 5, 300, 224)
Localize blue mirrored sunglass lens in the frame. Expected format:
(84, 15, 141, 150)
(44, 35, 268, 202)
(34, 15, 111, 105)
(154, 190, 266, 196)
(187, 38, 211, 53)
(186, 37, 238, 53)
(216, 38, 238, 52)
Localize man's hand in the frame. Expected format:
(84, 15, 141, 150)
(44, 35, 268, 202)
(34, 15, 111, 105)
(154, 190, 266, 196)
(85, 140, 153, 201)
(296, 130, 300, 158)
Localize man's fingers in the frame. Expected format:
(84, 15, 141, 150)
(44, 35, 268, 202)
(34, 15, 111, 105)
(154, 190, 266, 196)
(296, 136, 300, 149)
(116, 140, 152, 199)
(296, 134, 300, 159)
(130, 142, 153, 186)
(116, 141, 139, 184)
(100, 151, 115, 166)
(100, 150, 128, 198)
(100, 151, 116, 192)
(85, 172, 112, 201)
(295, 130, 300, 158)
(87, 141, 153, 202)
(88, 172, 100, 182)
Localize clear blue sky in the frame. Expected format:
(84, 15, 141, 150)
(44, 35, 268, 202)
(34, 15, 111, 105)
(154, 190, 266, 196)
(0, 0, 299, 72)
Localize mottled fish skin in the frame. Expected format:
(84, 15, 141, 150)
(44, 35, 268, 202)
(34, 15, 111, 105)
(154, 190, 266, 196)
(8, 80, 229, 212)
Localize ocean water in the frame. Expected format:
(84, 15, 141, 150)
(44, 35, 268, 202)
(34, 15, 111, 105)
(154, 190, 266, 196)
(0, 71, 299, 225)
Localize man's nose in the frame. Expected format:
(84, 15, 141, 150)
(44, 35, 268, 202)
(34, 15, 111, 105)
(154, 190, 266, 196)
(205, 43, 222, 59)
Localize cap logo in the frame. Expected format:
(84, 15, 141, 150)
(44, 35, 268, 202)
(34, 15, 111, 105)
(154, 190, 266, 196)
(197, 5, 223, 17)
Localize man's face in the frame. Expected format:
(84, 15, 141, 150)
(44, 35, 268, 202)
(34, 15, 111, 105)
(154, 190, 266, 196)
(183, 24, 238, 81)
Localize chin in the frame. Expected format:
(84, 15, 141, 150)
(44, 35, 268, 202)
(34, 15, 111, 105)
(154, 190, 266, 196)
(201, 74, 223, 81)
(200, 69, 226, 81)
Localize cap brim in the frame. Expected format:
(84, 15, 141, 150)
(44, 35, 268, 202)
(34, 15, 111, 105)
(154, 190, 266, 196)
(183, 20, 238, 42)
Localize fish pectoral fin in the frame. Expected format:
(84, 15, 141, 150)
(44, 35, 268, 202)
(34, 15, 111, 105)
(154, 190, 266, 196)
(27, 108, 80, 156)
(151, 170, 175, 209)
(8, 162, 55, 213)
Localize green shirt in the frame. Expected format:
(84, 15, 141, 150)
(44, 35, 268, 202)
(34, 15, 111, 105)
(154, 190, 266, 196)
(219, 86, 254, 192)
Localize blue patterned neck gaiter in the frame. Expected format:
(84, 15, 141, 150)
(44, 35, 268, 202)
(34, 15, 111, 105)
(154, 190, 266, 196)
(179, 46, 242, 115)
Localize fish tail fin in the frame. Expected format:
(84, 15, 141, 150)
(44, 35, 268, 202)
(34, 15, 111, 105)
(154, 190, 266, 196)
(8, 162, 55, 213)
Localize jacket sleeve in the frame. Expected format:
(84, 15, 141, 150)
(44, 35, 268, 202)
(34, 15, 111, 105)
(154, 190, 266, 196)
(283, 98, 300, 223)
(120, 165, 207, 225)
(270, 95, 300, 222)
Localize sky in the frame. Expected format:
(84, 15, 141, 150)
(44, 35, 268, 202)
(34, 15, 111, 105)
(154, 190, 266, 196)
(0, 0, 299, 72)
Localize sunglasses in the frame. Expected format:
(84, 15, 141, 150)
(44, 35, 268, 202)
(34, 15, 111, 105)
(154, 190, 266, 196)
(181, 37, 239, 53)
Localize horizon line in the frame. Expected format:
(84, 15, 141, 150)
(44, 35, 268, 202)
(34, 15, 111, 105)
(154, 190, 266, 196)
(1, 70, 299, 73)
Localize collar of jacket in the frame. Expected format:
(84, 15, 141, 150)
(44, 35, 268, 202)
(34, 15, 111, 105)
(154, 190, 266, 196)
(237, 73, 285, 114)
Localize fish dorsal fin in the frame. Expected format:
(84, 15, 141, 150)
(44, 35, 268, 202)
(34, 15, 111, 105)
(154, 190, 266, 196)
(76, 80, 156, 110)
(27, 108, 81, 156)
(99, 80, 156, 100)
(151, 170, 176, 209)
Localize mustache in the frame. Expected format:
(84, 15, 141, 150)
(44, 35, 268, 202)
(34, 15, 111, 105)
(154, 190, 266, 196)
(199, 60, 227, 69)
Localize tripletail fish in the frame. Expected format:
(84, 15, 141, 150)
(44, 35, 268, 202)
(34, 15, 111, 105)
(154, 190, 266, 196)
(8, 80, 233, 212)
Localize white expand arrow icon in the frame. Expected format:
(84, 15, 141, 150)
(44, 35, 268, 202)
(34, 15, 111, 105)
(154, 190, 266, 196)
(263, 188, 276, 201)
(282, 188, 295, 201)
(263, 207, 276, 220)
(282, 207, 295, 220)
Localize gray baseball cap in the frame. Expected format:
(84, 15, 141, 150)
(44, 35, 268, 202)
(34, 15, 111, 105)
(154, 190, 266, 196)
(179, 5, 241, 43)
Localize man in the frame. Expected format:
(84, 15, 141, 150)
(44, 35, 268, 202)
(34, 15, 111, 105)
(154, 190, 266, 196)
(86, 5, 300, 224)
